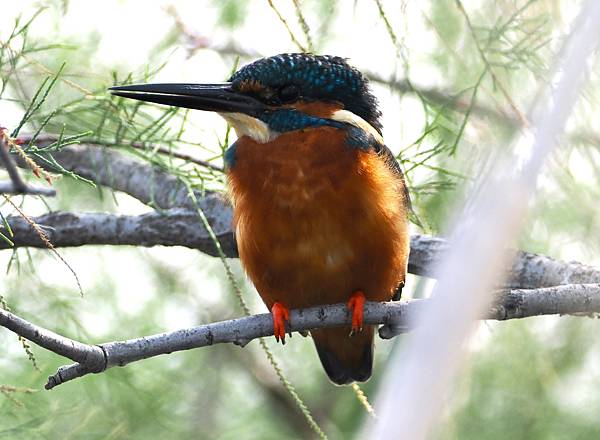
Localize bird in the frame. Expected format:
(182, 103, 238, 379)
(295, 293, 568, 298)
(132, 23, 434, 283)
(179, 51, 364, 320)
(109, 53, 410, 385)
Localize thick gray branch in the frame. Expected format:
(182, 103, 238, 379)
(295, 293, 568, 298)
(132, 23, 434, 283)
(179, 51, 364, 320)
(409, 234, 600, 288)
(9, 141, 224, 213)
(0, 209, 236, 258)
(17, 134, 224, 173)
(1, 284, 598, 389)
(3, 210, 600, 289)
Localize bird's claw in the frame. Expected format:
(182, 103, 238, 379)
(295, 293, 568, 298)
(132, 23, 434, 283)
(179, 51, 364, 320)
(272, 302, 290, 344)
(347, 290, 366, 337)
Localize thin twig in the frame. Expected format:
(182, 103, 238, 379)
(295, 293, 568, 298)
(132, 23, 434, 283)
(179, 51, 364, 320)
(0, 36, 93, 96)
(0, 131, 56, 196)
(2, 196, 83, 296)
(17, 133, 225, 173)
(0, 181, 55, 196)
(454, 0, 530, 127)
(291, 0, 314, 52)
(266, 0, 308, 52)
(352, 383, 376, 418)
(0, 295, 39, 371)
(0, 133, 27, 192)
(373, 0, 400, 52)
(2, 129, 58, 185)
(125, 142, 224, 172)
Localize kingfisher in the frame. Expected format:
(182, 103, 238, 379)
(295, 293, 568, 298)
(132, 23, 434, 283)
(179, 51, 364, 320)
(109, 53, 410, 385)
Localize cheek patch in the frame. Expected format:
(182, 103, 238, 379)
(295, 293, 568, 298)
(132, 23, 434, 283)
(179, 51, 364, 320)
(329, 109, 384, 146)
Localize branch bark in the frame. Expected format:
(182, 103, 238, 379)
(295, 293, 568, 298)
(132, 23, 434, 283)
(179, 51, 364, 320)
(0, 209, 237, 258)
(7, 140, 220, 211)
(1, 284, 599, 390)
(2, 210, 599, 289)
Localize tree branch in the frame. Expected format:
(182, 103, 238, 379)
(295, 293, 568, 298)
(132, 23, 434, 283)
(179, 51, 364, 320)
(0, 181, 55, 196)
(408, 234, 600, 289)
(1, 284, 599, 390)
(0, 209, 237, 258)
(4, 140, 219, 211)
(2, 210, 600, 289)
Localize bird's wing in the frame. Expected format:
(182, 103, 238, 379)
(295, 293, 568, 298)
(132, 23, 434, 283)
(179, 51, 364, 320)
(374, 143, 411, 301)
(377, 143, 412, 211)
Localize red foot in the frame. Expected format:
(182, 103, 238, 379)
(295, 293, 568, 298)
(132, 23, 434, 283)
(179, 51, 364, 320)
(271, 302, 290, 344)
(347, 290, 366, 336)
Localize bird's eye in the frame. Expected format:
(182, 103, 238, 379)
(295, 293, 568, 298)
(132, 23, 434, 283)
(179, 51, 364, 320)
(278, 84, 299, 103)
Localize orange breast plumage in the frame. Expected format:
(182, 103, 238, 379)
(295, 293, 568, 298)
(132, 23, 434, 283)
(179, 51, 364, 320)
(226, 126, 410, 311)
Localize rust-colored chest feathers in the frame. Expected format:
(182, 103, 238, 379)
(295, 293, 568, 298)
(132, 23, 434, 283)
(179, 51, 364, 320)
(227, 127, 410, 310)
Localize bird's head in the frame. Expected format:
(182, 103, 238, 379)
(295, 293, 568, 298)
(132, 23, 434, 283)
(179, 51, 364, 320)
(110, 53, 382, 144)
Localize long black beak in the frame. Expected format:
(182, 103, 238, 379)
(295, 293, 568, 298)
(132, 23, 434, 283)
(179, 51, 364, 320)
(109, 83, 266, 115)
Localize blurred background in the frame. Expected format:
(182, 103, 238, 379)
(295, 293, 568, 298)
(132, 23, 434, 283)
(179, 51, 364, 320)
(1, 1, 600, 438)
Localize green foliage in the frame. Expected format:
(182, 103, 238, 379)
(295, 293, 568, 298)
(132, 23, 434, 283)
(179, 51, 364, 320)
(440, 318, 600, 439)
(1, 1, 599, 439)
(213, 0, 249, 29)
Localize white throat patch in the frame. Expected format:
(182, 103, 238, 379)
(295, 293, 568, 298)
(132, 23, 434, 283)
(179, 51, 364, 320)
(220, 112, 278, 144)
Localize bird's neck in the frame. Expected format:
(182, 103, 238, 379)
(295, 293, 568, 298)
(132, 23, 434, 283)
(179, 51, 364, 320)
(221, 102, 382, 146)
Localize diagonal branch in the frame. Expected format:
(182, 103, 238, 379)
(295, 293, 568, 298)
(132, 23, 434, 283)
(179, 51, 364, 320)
(166, 7, 524, 130)
(39, 145, 195, 209)
(4, 141, 214, 210)
(1, 284, 599, 390)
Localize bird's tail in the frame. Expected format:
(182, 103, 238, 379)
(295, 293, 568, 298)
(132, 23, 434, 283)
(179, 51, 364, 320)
(311, 326, 374, 385)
